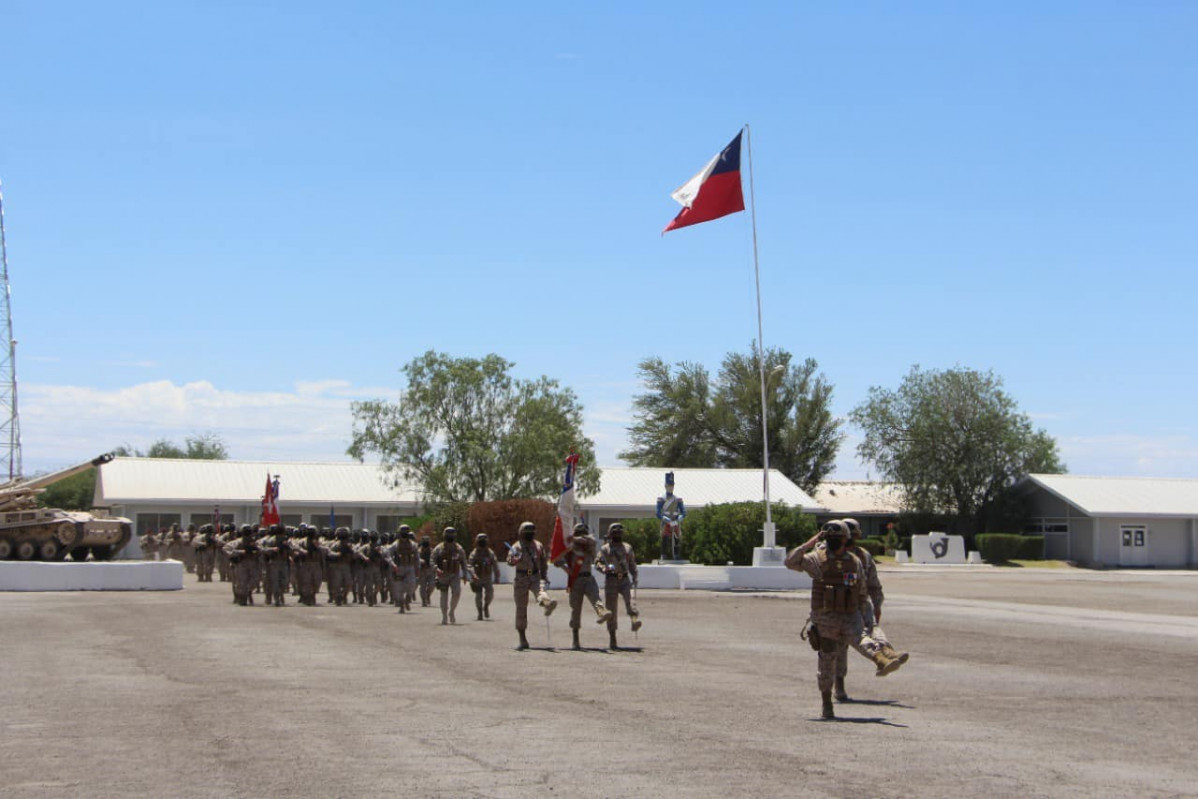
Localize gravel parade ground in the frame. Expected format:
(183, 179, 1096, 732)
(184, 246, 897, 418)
(2, 568, 1197, 798)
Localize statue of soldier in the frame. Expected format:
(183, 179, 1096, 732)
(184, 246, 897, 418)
(785, 520, 902, 719)
(191, 524, 218, 582)
(224, 525, 261, 607)
(258, 524, 291, 607)
(287, 524, 323, 606)
(432, 528, 468, 625)
(837, 518, 910, 700)
(506, 521, 557, 650)
(598, 522, 642, 650)
(553, 523, 612, 650)
(320, 527, 354, 606)
(382, 525, 419, 614)
(417, 536, 436, 607)
(656, 472, 686, 561)
(467, 533, 501, 621)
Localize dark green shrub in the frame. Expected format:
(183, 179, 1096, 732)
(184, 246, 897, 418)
(976, 533, 1023, 563)
(855, 538, 885, 557)
(427, 501, 472, 543)
(1017, 535, 1045, 560)
(681, 502, 817, 565)
(615, 518, 663, 564)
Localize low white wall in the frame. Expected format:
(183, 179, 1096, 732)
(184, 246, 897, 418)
(497, 562, 810, 591)
(0, 561, 184, 591)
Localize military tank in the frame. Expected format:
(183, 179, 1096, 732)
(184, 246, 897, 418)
(0, 453, 133, 562)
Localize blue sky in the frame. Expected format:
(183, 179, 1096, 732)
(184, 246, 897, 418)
(2, 1, 1195, 477)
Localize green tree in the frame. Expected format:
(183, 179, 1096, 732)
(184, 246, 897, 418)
(36, 470, 96, 511)
(348, 351, 600, 503)
(850, 366, 1065, 534)
(620, 345, 842, 493)
(142, 433, 228, 460)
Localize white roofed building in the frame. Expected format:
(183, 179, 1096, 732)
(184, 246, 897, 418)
(94, 458, 823, 544)
(811, 481, 905, 536)
(1017, 474, 1198, 567)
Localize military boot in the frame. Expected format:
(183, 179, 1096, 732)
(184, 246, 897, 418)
(834, 676, 849, 702)
(821, 691, 835, 720)
(517, 631, 530, 650)
(609, 631, 619, 650)
(872, 649, 901, 676)
(884, 644, 910, 669)
(595, 603, 613, 624)
(540, 595, 557, 616)
(631, 615, 643, 632)
(572, 629, 581, 650)
(477, 608, 484, 621)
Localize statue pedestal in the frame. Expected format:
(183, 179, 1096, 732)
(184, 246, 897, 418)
(752, 546, 787, 568)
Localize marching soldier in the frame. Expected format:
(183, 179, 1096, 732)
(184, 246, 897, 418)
(258, 524, 291, 607)
(321, 527, 354, 606)
(506, 521, 557, 650)
(431, 528, 468, 625)
(288, 524, 324, 606)
(785, 520, 903, 720)
(377, 532, 392, 606)
(140, 528, 161, 561)
(164, 524, 187, 562)
(837, 518, 909, 700)
(597, 522, 642, 650)
(358, 531, 383, 607)
(554, 523, 612, 650)
(467, 533, 501, 621)
(417, 536, 436, 607)
(215, 524, 233, 582)
(382, 526, 419, 614)
(224, 525, 260, 607)
(191, 524, 218, 582)
(181, 524, 198, 574)
(349, 530, 367, 604)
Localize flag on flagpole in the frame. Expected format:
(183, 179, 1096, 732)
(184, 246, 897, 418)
(548, 452, 581, 563)
(663, 131, 746, 234)
(261, 473, 281, 526)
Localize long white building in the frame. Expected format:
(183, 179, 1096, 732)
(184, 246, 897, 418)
(95, 457, 823, 539)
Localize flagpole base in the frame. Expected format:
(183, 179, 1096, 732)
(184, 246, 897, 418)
(752, 546, 787, 568)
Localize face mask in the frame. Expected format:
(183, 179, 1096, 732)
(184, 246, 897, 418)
(522, 532, 535, 542)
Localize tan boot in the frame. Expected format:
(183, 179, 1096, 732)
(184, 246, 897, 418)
(595, 603, 613, 624)
(834, 676, 849, 702)
(872, 649, 901, 677)
(631, 615, 642, 632)
(884, 644, 910, 669)
(821, 691, 835, 720)
(539, 594, 557, 616)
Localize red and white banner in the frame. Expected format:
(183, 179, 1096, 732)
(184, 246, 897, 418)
(548, 453, 580, 563)
(261, 473, 280, 526)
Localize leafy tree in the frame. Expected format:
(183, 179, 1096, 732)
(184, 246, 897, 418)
(850, 366, 1065, 534)
(36, 470, 96, 511)
(142, 433, 228, 460)
(621, 345, 842, 493)
(348, 351, 600, 503)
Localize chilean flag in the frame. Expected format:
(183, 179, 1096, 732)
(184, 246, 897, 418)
(548, 452, 580, 563)
(261, 473, 281, 526)
(663, 131, 745, 234)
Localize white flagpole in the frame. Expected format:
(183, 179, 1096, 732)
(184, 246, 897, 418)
(744, 124, 775, 551)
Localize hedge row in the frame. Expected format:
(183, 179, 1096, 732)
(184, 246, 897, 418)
(976, 534, 1045, 562)
(621, 502, 818, 565)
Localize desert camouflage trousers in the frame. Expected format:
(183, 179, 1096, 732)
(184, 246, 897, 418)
(811, 609, 882, 693)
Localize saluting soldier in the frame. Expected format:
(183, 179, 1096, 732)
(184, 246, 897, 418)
(506, 521, 557, 650)
(140, 529, 161, 561)
(431, 528, 468, 625)
(597, 522, 642, 650)
(467, 533, 501, 621)
(785, 520, 902, 720)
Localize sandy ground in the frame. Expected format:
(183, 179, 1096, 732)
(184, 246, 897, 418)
(2, 568, 1197, 798)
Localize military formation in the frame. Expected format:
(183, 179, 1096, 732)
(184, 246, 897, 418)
(785, 517, 910, 720)
(142, 519, 647, 652)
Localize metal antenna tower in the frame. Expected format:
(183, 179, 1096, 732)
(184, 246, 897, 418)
(0, 180, 22, 480)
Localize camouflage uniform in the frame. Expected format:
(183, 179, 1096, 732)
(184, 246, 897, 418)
(597, 524, 642, 649)
(786, 521, 900, 719)
(467, 535, 501, 621)
(289, 527, 324, 606)
(322, 529, 354, 606)
(164, 526, 186, 563)
(432, 530, 468, 624)
(836, 519, 909, 700)
(215, 526, 232, 582)
(181, 524, 198, 574)
(224, 527, 260, 606)
(383, 528, 419, 614)
(417, 538, 436, 607)
(554, 526, 612, 650)
(259, 527, 291, 607)
(506, 522, 557, 650)
(140, 532, 161, 561)
(191, 525, 217, 582)
(357, 533, 383, 607)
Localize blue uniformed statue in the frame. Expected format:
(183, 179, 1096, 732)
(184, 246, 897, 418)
(656, 472, 686, 561)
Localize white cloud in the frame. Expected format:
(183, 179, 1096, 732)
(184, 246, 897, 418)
(1058, 434, 1198, 478)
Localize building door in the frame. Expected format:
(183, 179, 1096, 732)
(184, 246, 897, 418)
(1119, 526, 1149, 567)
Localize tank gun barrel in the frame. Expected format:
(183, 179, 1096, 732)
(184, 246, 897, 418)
(2, 452, 116, 492)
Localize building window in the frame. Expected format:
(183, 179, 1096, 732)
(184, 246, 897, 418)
(137, 513, 182, 536)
